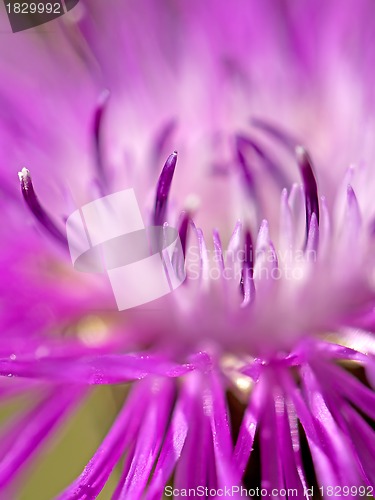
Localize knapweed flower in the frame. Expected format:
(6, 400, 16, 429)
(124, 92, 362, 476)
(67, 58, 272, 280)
(1, 0, 375, 499)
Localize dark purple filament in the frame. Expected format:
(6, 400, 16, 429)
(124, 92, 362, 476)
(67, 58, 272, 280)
(171, 211, 190, 282)
(18, 168, 67, 246)
(236, 134, 289, 188)
(153, 119, 177, 164)
(93, 91, 110, 190)
(295, 146, 320, 241)
(177, 211, 190, 257)
(235, 136, 256, 197)
(250, 118, 320, 244)
(153, 151, 177, 226)
(250, 117, 299, 151)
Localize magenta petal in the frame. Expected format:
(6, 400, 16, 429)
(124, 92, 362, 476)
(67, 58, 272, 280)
(282, 371, 340, 489)
(316, 360, 375, 421)
(0, 386, 82, 489)
(114, 379, 174, 499)
(57, 380, 154, 500)
(275, 391, 307, 496)
(313, 341, 369, 363)
(234, 375, 266, 474)
(301, 365, 361, 487)
(341, 404, 375, 486)
(259, 382, 284, 496)
(284, 401, 309, 493)
(207, 371, 240, 488)
(307, 359, 375, 487)
(0, 379, 41, 400)
(145, 386, 190, 499)
(0, 353, 194, 383)
(174, 375, 213, 490)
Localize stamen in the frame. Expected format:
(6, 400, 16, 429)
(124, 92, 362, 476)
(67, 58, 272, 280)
(152, 119, 177, 164)
(319, 195, 331, 256)
(250, 117, 298, 151)
(227, 220, 242, 255)
(236, 134, 289, 188)
(171, 211, 190, 281)
(196, 227, 210, 285)
(295, 146, 320, 243)
(18, 168, 67, 246)
(240, 229, 255, 305)
(236, 136, 255, 191)
(153, 151, 178, 226)
(306, 212, 319, 255)
(279, 188, 293, 252)
(177, 211, 190, 257)
(93, 90, 110, 190)
(344, 184, 361, 241)
(213, 229, 225, 274)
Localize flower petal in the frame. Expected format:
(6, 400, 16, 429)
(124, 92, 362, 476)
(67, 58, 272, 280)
(57, 379, 154, 499)
(113, 379, 175, 498)
(0, 386, 82, 489)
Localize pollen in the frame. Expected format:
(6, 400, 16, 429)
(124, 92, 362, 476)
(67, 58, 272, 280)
(77, 315, 110, 346)
(18, 167, 30, 187)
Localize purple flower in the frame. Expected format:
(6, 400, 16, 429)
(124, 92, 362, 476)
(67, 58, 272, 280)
(1, 0, 375, 498)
